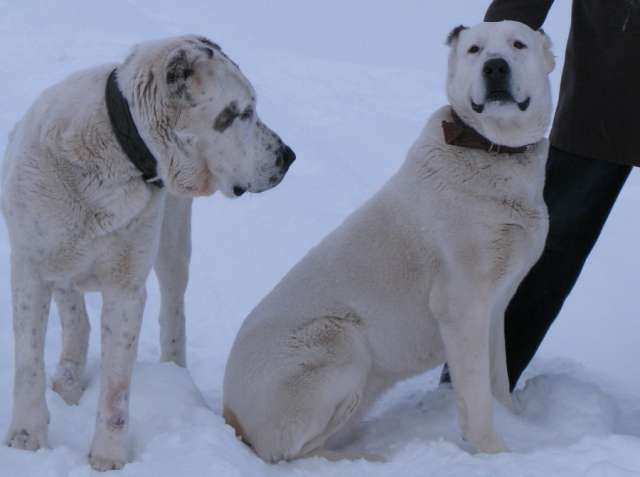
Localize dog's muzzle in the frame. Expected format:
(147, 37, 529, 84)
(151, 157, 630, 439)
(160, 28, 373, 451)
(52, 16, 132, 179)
(471, 58, 530, 114)
(268, 145, 296, 187)
(232, 144, 296, 197)
(483, 58, 511, 102)
(276, 145, 296, 173)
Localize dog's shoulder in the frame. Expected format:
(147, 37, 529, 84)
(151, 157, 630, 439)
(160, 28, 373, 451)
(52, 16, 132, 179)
(3, 63, 157, 243)
(14, 65, 115, 159)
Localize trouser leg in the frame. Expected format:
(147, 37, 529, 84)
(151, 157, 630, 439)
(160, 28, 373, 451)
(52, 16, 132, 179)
(441, 147, 632, 390)
(504, 147, 632, 390)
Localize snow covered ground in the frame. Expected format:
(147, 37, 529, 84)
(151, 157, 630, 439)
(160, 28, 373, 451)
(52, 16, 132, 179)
(0, 1, 639, 476)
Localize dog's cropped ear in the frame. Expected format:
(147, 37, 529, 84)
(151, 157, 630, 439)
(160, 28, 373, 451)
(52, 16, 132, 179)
(446, 25, 469, 47)
(164, 42, 218, 107)
(538, 29, 555, 73)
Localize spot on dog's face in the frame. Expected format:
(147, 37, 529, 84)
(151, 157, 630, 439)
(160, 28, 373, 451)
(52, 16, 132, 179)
(166, 36, 295, 198)
(445, 21, 554, 146)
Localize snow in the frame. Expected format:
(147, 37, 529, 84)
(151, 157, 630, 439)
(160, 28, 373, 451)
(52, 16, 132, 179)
(0, 1, 639, 476)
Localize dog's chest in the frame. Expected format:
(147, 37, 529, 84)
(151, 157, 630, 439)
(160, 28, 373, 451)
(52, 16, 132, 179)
(424, 150, 548, 280)
(478, 182, 548, 286)
(487, 210, 546, 282)
(35, 187, 164, 286)
(465, 171, 546, 272)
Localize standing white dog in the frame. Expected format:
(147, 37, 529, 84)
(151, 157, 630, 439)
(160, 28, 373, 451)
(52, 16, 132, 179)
(223, 21, 555, 461)
(1, 35, 294, 471)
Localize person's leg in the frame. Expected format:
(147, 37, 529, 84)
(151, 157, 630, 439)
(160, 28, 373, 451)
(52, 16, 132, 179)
(504, 146, 632, 390)
(442, 146, 632, 390)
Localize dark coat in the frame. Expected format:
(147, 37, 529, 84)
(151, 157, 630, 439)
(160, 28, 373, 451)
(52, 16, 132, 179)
(485, 0, 640, 167)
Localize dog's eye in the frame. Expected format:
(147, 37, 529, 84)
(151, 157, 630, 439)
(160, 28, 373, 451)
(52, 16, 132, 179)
(468, 45, 480, 54)
(215, 111, 235, 131)
(240, 107, 254, 120)
(513, 40, 527, 50)
(214, 104, 239, 132)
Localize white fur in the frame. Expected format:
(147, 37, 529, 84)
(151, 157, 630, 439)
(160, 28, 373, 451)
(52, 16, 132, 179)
(1, 35, 291, 471)
(447, 21, 554, 147)
(223, 21, 554, 462)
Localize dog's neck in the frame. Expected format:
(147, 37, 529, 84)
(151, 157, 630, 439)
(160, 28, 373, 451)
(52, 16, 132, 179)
(442, 108, 534, 154)
(105, 69, 164, 188)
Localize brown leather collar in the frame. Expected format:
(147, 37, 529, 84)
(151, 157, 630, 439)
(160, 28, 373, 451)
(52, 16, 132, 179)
(442, 109, 533, 154)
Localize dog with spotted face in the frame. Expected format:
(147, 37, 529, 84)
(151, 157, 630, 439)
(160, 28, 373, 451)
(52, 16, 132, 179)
(1, 35, 294, 471)
(223, 21, 553, 462)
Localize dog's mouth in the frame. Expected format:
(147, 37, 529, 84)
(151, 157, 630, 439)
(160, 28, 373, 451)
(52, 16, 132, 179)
(471, 94, 531, 114)
(231, 177, 281, 197)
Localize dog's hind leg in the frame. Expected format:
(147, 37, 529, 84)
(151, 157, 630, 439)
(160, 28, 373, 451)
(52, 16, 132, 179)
(5, 257, 52, 451)
(52, 287, 90, 405)
(295, 390, 364, 458)
(325, 373, 390, 450)
(303, 376, 389, 463)
(226, 317, 373, 463)
(256, 375, 369, 463)
(155, 196, 193, 367)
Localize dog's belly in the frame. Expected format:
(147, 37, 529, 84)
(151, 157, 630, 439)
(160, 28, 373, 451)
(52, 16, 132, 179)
(38, 245, 110, 292)
(362, 304, 445, 378)
(66, 271, 102, 291)
(36, 212, 162, 293)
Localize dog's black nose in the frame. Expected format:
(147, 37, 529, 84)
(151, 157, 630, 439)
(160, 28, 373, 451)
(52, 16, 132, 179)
(280, 145, 296, 169)
(233, 186, 246, 197)
(483, 58, 510, 81)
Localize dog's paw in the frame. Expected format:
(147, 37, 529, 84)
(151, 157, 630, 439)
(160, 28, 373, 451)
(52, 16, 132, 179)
(89, 436, 128, 472)
(496, 393, 514, 412)
(52, 362, 84, 405)
(5, 427, 48, 451)
(472, 433, 509, 454)
(89, 452, 127, 472)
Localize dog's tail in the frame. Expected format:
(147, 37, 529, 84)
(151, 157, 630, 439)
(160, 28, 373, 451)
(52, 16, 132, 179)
(1, 122, 20, 190)
(223, 407, 252, 449)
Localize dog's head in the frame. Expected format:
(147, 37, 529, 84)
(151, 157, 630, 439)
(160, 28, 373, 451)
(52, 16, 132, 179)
(121, 35, 295, 198)
(445, 21, 554, 147)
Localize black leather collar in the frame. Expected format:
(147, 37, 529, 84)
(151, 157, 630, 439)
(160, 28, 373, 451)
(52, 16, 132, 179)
(105, 69, 163, 188)
(442, 108, 534, 155)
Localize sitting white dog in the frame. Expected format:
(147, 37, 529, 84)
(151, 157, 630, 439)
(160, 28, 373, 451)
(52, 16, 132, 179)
(1, 35, 294, 471)
(223, 21, 555, 461)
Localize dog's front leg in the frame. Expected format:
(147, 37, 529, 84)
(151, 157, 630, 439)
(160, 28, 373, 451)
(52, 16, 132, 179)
(89, 286, 145, 471)
(432, 281, 507, 454)
(5, 256, 52, 451)
(155, 196, 193, 367)
(489, 272, 530, 410)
